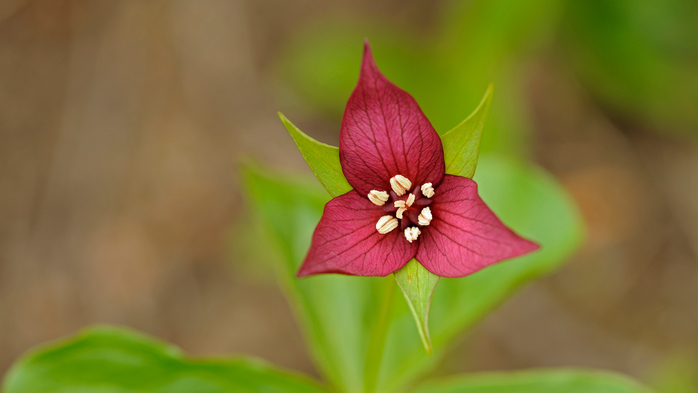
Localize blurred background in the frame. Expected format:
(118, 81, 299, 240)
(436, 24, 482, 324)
(1, 0, 697, 390)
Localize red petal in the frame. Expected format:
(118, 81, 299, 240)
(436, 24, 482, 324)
(339, 40, 445, 196)
(298, 190, 417, 277)
(416, 175, 539, 278)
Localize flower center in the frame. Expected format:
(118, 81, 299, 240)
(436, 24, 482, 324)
(370, 175, 434, 242)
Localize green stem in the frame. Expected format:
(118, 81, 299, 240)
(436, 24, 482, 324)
(363, 277, 396, 393)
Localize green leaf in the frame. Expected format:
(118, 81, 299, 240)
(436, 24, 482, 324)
(363, 278, 398, 393)
(242, 164, 389, 393)
(412, 369, 653, 393)
(441, 84, 493, 179)
(393, 259, 440, 354)
(279, 112, 352, 198)
(243, 155, 584, 393)
(2, 325, 328, 393)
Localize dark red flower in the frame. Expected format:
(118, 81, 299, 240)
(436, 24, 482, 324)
(297, 41, 538, 278)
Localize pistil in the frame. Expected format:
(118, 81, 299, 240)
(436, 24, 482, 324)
(374, 177, 434, 240)
(396, 206, 407, 219)
(405, 193, 415, 206)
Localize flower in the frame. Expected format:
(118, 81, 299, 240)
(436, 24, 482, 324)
(297, 41, 539, 278)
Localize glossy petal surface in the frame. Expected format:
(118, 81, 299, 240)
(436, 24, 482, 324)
(299, 190, 417, 277)
(416, 175, 539, 277)
(339, 41, 445, 196)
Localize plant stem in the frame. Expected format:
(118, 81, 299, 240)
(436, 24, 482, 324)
(363, 277, 396, 393)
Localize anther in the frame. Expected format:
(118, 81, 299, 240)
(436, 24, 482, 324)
(394, 200, 406, 208)
(404, 226, 421, 243)
(368, 190, 389, 206)
(376, 215, 398, 234)
(390, 175, 412, 196)
(405, 193, 415, 207)
(418, 206, 432, 226)
(421, 183, 435, 198)
(396, 207, 407, 219)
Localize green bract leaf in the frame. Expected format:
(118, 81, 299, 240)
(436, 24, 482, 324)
(279, 112, 352, 198)
(393, 259, 440, 354)
(2, 325, 328, 393)
(412, 369, 653, 393)
(441, 84, 493, 179)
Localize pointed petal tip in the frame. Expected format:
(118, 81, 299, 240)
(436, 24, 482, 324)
(295, 269, 311, 278)
(362, 38, 372, 55)
(531, 239, 541, 251)
(504, 236, 541, 262)
(524, 238, 541, 254)
(296, 261, 309, 276)
(360, 39, 378, 74)
(362, 39, 374, 62)
(296, 258, 324, 277)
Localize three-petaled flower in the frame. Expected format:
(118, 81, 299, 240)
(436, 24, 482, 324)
(297, 41, 539, 278)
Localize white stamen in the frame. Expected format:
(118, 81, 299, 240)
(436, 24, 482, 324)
(390, 175, 412, 196)
(421, 183, 435, 198)
(418, 206, 432, 226)
(404, 226, 421, 243)
(376, 215, 398, 234)
(368, 190, 389, 206)
(396, 207, 407, 219)
(394, 200, 406, 208)
(405, 193, 415, 207)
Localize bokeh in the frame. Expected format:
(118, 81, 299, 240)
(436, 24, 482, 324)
(1, 0, 697, 390)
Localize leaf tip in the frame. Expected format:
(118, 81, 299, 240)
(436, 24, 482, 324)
(278, 112, 292, 128)
(481, 83, 494, 108)
(279, 113, 302, 143)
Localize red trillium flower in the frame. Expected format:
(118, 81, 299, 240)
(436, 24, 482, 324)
(297, 42, 539, 278)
